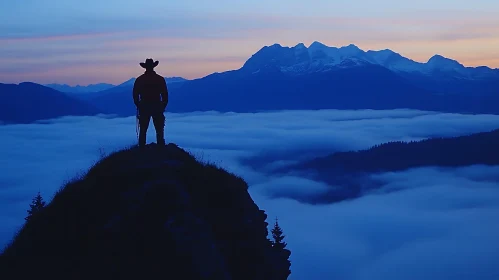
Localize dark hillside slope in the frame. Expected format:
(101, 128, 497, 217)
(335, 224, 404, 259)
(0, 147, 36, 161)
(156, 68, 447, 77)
(273, 129, 499, 204)
(90, 65, 446, 116)
(169, 64, 439, 112)
(0, 82, 101, 124)
(1, 144, 291, 280)
(298, 128, 499, 174)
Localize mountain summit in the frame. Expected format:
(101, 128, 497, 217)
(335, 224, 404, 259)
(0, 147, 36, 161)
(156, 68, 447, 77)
(1, 144, 291, 280)
(242, 42, 498, 79)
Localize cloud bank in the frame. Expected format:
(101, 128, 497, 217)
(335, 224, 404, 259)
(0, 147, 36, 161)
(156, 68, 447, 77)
(255, 166, 499, 280)
(1, 109, 499, 280)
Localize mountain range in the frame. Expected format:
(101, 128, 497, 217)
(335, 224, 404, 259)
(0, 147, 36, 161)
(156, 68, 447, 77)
(44, 83, 115, 94)
(1, 42, 498, 123)
(0, 82, 100, 124)
(265, 42, 498, 81)
(276, 128, 499, 204)
(250, 42, 499, 95)
(114, 76, 188, 88)
(88, 42, 499, 116)
(45, 77, 188, 95)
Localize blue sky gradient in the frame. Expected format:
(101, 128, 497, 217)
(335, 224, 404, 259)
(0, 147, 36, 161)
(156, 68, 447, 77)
(1, 0, 498, 85)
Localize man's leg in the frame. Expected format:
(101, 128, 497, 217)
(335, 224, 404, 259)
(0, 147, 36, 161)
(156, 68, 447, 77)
(139, 113, 151, 147)
(152, 112, 166, 146)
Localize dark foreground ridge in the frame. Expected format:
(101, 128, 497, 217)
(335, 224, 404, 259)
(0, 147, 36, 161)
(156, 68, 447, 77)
(1, 143, 291, 280)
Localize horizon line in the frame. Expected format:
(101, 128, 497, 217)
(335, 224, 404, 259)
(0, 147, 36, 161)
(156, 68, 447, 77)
(3, 41, 498, 87)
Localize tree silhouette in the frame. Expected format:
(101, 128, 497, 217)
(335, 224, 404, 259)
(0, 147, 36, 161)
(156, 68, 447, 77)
(270, 217, 291, 279)
(25, 191, 46, 222)
(271, 217, 287, 250)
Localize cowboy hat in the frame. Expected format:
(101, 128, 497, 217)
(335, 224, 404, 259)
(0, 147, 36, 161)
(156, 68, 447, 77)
(140, 58, 159, 69)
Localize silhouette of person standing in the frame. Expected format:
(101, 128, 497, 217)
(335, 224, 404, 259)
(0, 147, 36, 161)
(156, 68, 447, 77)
(133, 58, 169, 147)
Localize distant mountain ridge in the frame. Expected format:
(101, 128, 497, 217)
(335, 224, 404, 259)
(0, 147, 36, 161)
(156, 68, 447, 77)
(276, 128, 499, 204)
(244, 42, 498, 80)
(45, 83, 115, 94)
(298, 128, 499, 174)
(0, 82, 101, 124)
(46, 77, 188, 93)
(116, 76, 188, 88)
(2, 42, 499, 123)
(82, 42, 499, 117)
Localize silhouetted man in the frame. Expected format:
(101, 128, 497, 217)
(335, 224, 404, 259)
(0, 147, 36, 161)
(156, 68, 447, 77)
(133, 58, 169, 147)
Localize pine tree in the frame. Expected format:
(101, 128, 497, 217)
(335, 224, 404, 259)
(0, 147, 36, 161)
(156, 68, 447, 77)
(25, 191, 46, 221)
(271, 217, 287, 250)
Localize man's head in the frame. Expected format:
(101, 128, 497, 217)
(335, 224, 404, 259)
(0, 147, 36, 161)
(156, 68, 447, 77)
(140, 58, 159, 70)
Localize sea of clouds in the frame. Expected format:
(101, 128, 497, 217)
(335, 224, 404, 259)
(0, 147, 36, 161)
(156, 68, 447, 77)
(1, 109, 499, 280)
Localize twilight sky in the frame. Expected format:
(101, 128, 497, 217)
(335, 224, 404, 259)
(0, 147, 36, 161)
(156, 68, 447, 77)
(1, 0, 498, 85)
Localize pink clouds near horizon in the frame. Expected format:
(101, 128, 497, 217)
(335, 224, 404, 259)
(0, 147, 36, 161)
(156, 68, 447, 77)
(1, 10, 498, 86)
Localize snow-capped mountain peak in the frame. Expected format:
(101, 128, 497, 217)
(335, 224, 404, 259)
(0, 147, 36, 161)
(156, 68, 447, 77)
(242, 42, 497, 79)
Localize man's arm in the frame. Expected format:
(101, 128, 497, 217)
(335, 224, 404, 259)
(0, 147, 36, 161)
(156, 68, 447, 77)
(133, 78, 140, 107)
(161, 78, 168, 108)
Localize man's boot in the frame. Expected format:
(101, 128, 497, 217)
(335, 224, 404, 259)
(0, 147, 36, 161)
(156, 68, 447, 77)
(139, 131, 147, 147)
(139, 123, 148, 147)
(156, 130, 165, 146)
